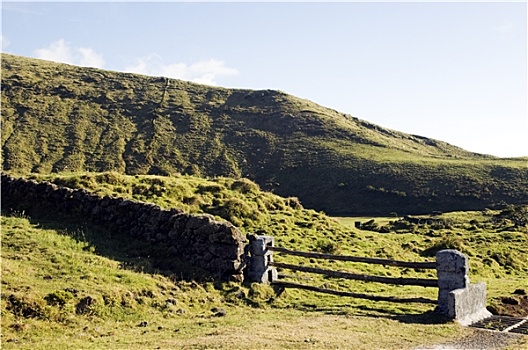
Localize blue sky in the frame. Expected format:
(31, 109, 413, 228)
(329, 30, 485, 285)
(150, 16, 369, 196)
(2, 1, 526, 157)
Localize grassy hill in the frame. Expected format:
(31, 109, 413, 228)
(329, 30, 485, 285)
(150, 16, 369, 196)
(2, 53, 528, 214)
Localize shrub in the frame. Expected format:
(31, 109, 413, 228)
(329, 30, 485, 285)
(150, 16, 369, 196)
(44, 290, 74, 308)
(421, 235, 466, 257)
(391, 219, 416, 231)
(95, 171, 123, 185)
(75, 296, 98, 315)
(315, 239, 339, 254)
(51, 177, 83, 189)
(248, 283, 276, 303)
(197, 183, 224, 195)
(5, 293, 46, 318)
(216, 198, 261, 227)
(285, 197, 303, 210)
(132, 183, 150, 196)
(378, 225, 391, 233)
(360, 219, 378, 231)
(490, 251, 520, 270)
(231, 178, 260, 194)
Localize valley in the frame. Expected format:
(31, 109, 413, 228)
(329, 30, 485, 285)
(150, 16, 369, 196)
(1, 54, 527, 349)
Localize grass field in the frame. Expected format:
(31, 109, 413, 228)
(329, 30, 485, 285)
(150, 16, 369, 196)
(0, 215, 463, 349)
(2, 173, 527, 349)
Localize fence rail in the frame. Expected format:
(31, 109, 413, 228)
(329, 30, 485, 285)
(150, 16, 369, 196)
(269, 261, 438, 287)
(268, 246, 437, 269)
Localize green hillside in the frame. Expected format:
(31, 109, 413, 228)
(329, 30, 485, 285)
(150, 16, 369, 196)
(2, 53, 527, 214)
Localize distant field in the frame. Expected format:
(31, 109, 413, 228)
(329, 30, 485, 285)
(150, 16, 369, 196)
(334, 216, 397, 228)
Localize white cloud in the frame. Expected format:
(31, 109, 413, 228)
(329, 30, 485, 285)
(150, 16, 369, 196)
(494, 22, 513, 34)
(1, 35, 11, 50)
(77, 47, 105, 68)
(34, 39, 105, 68)
(35, 39, 73, 63)
(125, 54, 238, 86)
(493, 22, 514, 39)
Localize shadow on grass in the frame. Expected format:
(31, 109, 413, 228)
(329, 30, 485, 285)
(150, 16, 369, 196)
(2, 210, 212, 282)
(306, 304, 450, 324)
(391, 310, 452, 325)
(281, 288, 450, 325)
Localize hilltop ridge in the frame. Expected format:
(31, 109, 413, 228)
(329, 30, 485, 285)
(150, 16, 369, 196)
(1, 53, 527, 214)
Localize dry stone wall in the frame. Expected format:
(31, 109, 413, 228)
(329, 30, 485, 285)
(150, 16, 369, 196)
(1, 174, 247, 281)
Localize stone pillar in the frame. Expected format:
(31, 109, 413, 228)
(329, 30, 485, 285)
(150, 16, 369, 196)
(246, 235, 278, 283)
(435, 249, 469, 315)
(435, 249, 492, 324)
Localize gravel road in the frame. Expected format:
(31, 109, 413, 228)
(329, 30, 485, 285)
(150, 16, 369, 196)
(415, 329, 526, 350)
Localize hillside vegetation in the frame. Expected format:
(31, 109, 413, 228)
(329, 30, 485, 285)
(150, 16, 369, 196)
(2, 53, 527, 214)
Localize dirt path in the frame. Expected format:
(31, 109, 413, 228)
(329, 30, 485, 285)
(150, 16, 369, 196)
(415, 329, 527, 350)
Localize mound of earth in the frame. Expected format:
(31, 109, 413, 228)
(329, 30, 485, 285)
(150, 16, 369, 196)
(488, 289, 528, 317)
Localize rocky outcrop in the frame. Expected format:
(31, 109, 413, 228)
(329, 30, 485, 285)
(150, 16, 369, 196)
(1, 174, 246, 281)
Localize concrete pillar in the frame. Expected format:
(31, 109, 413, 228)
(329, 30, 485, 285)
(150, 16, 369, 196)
(246, 235, 278, 283)
(448, 282, 491, 326)
(436, 249, 469, 315)
(435, 249, 491, 325)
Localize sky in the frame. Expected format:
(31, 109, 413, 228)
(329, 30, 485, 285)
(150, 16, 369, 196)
(1, 1, 527, 158)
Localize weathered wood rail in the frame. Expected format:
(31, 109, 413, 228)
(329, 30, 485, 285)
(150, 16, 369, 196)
(268, 246, 437, 269)
(269, 261, 438, 287)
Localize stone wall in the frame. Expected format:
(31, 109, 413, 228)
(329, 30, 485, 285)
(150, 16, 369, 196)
(1, 174, 246, 281)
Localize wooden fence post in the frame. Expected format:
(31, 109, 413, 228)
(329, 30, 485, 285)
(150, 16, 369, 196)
(247, 235, 277, 283)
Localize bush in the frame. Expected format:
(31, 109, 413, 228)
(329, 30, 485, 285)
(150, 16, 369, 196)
(360, 219, 378, 231)
(231, 178, 260, 194)
(52, 177, 82, 189)
(391, 219, 416, 231)
(197, 183, 224, 195)
(248, 283, 276, 305)
(95, 171, 123, 185)
(44, 290, 74, 308)
(495, 205, 528, 227)
(421, 235, 466, 257)
(6, 293, 46, 318)
(285, 197, 303, 210)
(315, 239, 339, 254)
(214, 198, 261, 227)
(75, 296, 98, 315)
(490, 251, 520, 270)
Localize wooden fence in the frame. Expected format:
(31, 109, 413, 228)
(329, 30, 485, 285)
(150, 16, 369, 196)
(247, 236, 438, 304)
(269, 246, 438, 287)
(246, 235, 492, 325)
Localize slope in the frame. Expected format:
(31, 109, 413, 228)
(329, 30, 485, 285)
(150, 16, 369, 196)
(1, 53, 527, 214)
